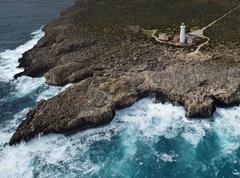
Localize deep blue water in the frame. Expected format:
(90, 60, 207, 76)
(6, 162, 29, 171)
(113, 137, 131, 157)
(0, 0, 72, 133)
(0, 1, 240, 178)
(0, 0, 72, 52)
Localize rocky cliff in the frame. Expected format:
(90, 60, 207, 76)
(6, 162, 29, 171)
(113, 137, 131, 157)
(9, 0, 240, 145)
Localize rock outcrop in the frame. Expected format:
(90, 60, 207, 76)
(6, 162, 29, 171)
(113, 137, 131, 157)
(9, 0, 240, 145)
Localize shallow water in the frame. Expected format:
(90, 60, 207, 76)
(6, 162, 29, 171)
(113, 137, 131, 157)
(0, 1, 240, 178)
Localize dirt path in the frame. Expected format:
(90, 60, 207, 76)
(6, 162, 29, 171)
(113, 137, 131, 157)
(151, 4, 240, 58)
(188, 4, 240, 56)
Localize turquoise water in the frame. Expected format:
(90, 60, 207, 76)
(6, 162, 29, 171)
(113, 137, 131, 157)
(1, 94, 240, 177)
(0, 1, 240, 178)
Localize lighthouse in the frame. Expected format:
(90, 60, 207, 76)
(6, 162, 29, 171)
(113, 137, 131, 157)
(180, 23, 186, 44)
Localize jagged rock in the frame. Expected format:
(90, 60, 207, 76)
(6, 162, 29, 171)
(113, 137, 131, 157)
(9, 67, 240, 145)
(184, 96, 215, 118)
(10, 0, 240, 145)
(10, 74, 145, 145)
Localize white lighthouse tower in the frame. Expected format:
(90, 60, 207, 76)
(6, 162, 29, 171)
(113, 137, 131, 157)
(180, 23, 186, 44)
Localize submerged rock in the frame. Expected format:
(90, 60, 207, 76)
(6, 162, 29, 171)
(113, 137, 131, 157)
(10, 0, 240, 145)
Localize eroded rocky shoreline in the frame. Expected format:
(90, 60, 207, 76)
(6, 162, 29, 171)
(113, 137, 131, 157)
(9, 0, 240, 145)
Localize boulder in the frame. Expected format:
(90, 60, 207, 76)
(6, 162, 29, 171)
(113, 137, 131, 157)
(184, 96, 215, 118)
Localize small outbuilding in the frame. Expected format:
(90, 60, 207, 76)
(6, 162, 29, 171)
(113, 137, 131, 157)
(158, 33, 171, 41)
(186, 34, 202, 46)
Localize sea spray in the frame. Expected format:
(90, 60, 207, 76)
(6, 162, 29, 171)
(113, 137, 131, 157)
(0, 29, 44, 82)
(0, 21, 239, 178)
(1, 97, 240, 177)
(0, 29, 73, 177)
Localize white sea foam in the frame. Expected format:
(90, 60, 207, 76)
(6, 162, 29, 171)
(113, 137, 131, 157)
(0, 29, 44, 82)
(9, 75, 72, 101)
(0, 28, 75, 177)
(0, 28, 53, 101)
(1, 98, 240, 177)
(0, 26, 72, 133)
(0, 128, 106, 177)
(0, 28, 240, 177)
(0, 134, 69, 177)
(12, 76, 45, 97)
(159, 152, 178, 162)
(114, 98, 210, 146)
(213, 106, 240, 155)
(232, 169, 240, 176)
(36, 83, 72, 101)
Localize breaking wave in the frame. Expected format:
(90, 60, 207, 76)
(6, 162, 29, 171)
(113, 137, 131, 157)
(0, 29, 44, 82)
(0, 29, 239, 178)
(0, 97, 240, 177)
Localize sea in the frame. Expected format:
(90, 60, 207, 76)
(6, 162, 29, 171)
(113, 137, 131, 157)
(0, 0, 240, 178)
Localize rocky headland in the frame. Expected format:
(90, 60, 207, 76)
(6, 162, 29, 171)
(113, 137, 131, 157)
(9, 0, 240, 145)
